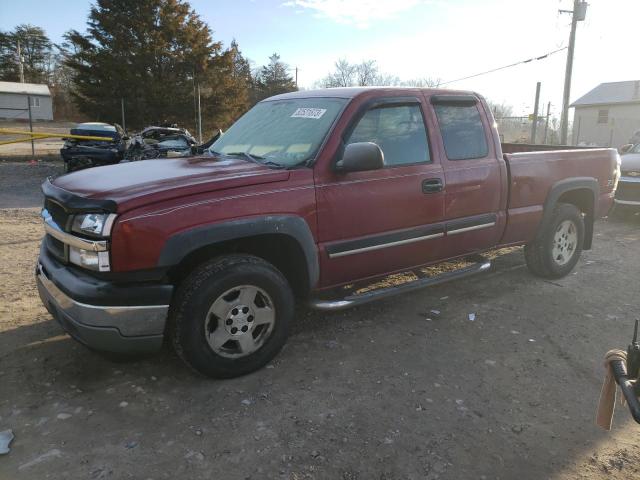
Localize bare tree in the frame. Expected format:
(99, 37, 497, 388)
(319, 58, 357, 87)
(318, 58, 440, 89)
(401, 77, 441, 88)
(356, 60, 378, 86)
(487, 101, 513, 119)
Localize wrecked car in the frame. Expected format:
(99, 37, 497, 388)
(60, 122, 128, 172)
(122, 125, 197, 160)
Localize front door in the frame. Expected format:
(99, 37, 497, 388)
(315, 96, 446, 287)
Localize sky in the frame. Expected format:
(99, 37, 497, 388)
(0, 0, 637, 118)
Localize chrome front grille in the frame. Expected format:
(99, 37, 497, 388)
(44, 198, 71, 231)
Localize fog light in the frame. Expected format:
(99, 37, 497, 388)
(69, 246, 110, 271)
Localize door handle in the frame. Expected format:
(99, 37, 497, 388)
(422, 178, 443, 194)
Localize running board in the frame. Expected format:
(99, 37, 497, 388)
(309, 257, 492, 311)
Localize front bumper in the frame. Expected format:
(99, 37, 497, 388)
(36, 248, 172, 354)
(60, 146, 121, 164)
(615, 177, 640, 207)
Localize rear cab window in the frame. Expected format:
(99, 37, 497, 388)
(433, 101, 488, 161)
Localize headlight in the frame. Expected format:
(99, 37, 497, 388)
(69, 246, 111, 271)
(71, 213, 116, 238)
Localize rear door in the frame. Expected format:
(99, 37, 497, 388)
(315, 95, 447, 287)
(428, 94, 506, 257)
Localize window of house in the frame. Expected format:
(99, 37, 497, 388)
(29, 97, 40, 108)
(346, 104, 430, 166)
(597, 109, 609, 124)
(433, 103, 488, 160)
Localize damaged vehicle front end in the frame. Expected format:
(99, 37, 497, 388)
(122, 126, 197, 160)
(60, 122, 128, 173)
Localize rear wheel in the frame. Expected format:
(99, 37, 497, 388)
(524, 203, 584, 279)
(169, 255, 293, 378)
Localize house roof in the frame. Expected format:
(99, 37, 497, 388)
(571, 80, 640, 107)
(0, 81, 51, 96)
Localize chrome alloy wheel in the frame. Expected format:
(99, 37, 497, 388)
(204, 285, 276, 358)
(552, 220, 578, 266)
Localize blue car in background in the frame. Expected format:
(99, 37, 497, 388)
(60, 122, 128, 172)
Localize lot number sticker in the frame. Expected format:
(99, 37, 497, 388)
(291, 108, 327, 119)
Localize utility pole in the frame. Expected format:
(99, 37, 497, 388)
(121, 98, 126, 132)
(197, 82, 202, 143)
(543, 101, 551, 144)
(193, 77, 198, 135)
(559, 0, 588, 145)
(295, 67, 298, 88)
(530, 82, 541, 144)
(27, 95, 34, 156)
(17, 40, 25, 83)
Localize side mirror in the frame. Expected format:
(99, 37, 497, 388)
(335, 142, 384, 172)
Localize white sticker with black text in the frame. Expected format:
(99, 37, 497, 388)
(291, 108, 327, 119)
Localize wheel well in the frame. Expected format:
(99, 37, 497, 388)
(167, 234, 311, 297)
(556, 188, 595, 249)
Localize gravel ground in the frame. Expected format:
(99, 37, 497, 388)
(1, 161, 639, 479)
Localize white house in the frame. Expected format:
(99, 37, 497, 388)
(571, 80, 640, 148)
(0, 81, 53, 121)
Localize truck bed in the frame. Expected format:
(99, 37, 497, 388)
(499, 147, 619, 246)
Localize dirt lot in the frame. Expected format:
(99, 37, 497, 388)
(1, 160, 639, 479)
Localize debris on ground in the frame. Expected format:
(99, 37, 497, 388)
(0, 429, 14, 454)
(18, 449, 62, 470)
(468, 313, 476, 321)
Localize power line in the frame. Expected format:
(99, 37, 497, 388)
(439, 46, 568, 86)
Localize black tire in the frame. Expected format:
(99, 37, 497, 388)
(524, 203, 584, 279)
(169, 255, 294, 378)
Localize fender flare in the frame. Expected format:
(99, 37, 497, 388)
(157, 215, 319, 289)
(539, 177, 598, 249)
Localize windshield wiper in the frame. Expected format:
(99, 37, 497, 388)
(224, 151, 285, 169)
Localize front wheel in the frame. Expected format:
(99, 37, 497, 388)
(169, 255, 293, 378)
(524, 203, 584, 279)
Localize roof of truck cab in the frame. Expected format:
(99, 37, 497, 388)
(264, 87, 477, 101)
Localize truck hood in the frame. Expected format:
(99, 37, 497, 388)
(621, 153, 640, 173)
(52, 156, 290, 212)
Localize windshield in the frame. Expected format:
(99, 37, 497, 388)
(210, 97, 348, 167)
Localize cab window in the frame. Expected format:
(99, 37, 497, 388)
(346, 104, 430, 166)
(434, 104, 488, 160)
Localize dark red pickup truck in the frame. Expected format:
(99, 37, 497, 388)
(37, 87, 620, 377)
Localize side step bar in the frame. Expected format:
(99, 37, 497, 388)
(309, 257, 492, 311)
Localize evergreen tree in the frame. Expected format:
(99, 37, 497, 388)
(254, 53, 296, 101)
(200, 40, 252, 133)
(0, 24, 53, 83)
(62, 0, 219, 128)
